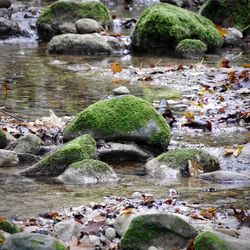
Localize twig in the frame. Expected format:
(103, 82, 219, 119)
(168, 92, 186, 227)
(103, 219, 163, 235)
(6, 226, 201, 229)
(0, 109, 27, 122)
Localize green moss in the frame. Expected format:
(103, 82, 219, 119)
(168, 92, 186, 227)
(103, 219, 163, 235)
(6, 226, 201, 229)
(55, 241, 67, 250)
(37, 1, 111, 25)
(121, 216, 170, 250)
(0, 231, 5, 245)
(194, 231, 230, 250)
(70, 159, 110, 173)
(157, 148, 220, 172)
(0, 128, 7, 149)
(176, 39, 207, 51)
(131, 3, 222, 52)
(0, 220, 20, 234)
(200, 0, 250, 33)
(63, 95, 170, 148)
(20, 134, 96, 177)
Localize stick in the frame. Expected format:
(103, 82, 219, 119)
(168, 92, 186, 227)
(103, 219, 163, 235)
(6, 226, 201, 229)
(0, 109, 27, 122)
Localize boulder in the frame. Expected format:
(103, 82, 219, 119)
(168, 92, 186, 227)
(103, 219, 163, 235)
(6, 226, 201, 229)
(58, 22, 77, 34)
(47, 33, 113, 55)
(194, 231, 230, 250)
(63, 95, 171, 150)
(37, 1, 112, 40)
(1, 232, 67, 250)
(0, 128, 7, 148)
(224, 27, 243, 47)
(121, 214, 198, 250)
(200, 0, 250, 35)
(145, 148, 220, 179)
(0, 219, 20, 234)
(175, 39, 207, 59)
(8, 133, 43, 155)
(20, 134, 96, 177)
(0, 149, 18, 167)
(75, 18, 102, 34)
(131, 3, 222, 53)
(58, 159, 118, 184)
(0, 17, 20, 38)
(0, 0, 11, 9)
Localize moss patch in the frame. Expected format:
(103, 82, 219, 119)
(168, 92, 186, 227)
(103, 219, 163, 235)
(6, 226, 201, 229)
(194, 231, 230, 250)
(63, 95, 170, 149)
(70, 159, 110, 173)
(0, 220, 20, 234)
(131, 3, 222, 52)
(0, 128, 7, 149)
(55, 241, 67, 250)
(20, 134, 96, 177)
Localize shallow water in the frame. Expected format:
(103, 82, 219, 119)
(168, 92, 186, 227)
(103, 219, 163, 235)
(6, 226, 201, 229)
(0, 0, 250, 218)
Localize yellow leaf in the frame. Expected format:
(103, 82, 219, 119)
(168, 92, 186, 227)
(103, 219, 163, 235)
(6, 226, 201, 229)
(111, 61, 123, 73)
(121, 208, 135, 215)
(234, 145, 244, 157)
(184, 111, 195, 120)
(215, 25, 228, 37)
(223, 146, 234, 157)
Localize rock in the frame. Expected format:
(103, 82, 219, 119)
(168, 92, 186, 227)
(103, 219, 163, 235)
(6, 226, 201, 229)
(63, 95, 171, 151)
(105, 227, 116, 241)
(113, 86, 130, 95)
(98, 142, 152, 162)
(47, 33, 113, 55)
(23, 226, 39, 234)
(58, 159, 118, 184)
(0, 17, 20, 38)
(0, 128, 7, 148)
(20, 134, 96, 177)
(53, 220, 81, 242)
(121, 213, 198, 250)
(145, 148, 220, 179)
(37, 1, 112, 40)
(113, 212, 139, 237)
(160, 0, 184, 7)
(194, 231, 230, 250)
(1, 232, 67, 250)
(0, 8, 9, 18)
(58, 22, 77, 34)
(200, 0, 250, 35)
(75, 18, 102, 34)
(199, 171, 250, 183)
(0, 220, 20, 234)
(175, 39, 208, 59)
(0, 0, 11, 9)
(0, 149, 19, 167)
(224, 27, 243, 47)
(8, 133, 43, 155)
(17, 153, 41, 165)
(131, 3, 222, 53)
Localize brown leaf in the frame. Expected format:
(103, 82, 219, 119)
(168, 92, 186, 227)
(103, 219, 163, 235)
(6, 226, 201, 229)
(242, 64, 250, 68)
(223, 146, 234, 157)
(186, 239, 195, 250)
(228, 71, 236, 83)
(121, 208, 136, 215)
(177, 64, 184, 70)
(111, 61, 123, 73)
(220, 59, 231, 68)
(200, 207, 217, 219)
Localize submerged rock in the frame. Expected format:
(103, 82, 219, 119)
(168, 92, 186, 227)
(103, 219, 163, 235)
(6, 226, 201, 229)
(47, 33, 113, 55)
(131, 3, 222, 53)
(145, 148, 220, 179)
(37, 0, 112, 40)
(1, 232, 67, 250)
(0, 128, 7, 148)
(20, 135, 96, 177)
(0, 17, 20, 38)
(58, 159, 118, 184)
(63, 95, 171, 151)
(121, 213, 198, 250)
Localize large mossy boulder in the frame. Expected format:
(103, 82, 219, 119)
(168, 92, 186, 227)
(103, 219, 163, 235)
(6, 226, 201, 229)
(20, 135, 96, 177)
(121, 214, 198, 250)
(1, 232, 67, 250)
(37, 0, 112, 41)
(194, 231, 230, 250)
(200, 0, 250, 34)
(0, 128, 7, 149)
(58, 159, 118, 184)
(63, 95, 171, 150)
(0, 219, 20, 234)
(145, 148, 220, 179)
(131, 3, 222, 53)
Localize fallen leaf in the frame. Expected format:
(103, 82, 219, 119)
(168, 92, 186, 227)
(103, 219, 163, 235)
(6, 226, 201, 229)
(111, 61, 123, 73)
(184, 111, 195, 120)
(223, 146, 234, 157)
(0, 217, 6, 223)
(121, 208, 136, 215)
(234, 145, 244, 157)
(220, 59, 231, 68)
(242, 64, 250, 68)
(215, 25, 228, 37)
(228, 71, 236, 83)
(188, 160, 203, 177)
(200, 207, 217, 219)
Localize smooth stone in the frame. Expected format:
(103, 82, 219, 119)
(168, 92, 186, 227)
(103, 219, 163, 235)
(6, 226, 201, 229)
(105, 227, 116, 241)
(113, 86, 130, 95)
(75, 18, 102, 34)
(0, 149, 18, 167)
(58, 22, 77, 34)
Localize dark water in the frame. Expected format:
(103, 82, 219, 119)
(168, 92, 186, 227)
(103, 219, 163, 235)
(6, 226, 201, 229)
(0, 0, 250, 218)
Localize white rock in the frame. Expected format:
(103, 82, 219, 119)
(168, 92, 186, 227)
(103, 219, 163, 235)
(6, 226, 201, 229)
(105, 227, 116, 241)
(113, 86, 130, 95)
(0, 149, 18, 167)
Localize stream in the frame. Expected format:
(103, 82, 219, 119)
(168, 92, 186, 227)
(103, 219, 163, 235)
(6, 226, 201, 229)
(0, 0, 249, 219)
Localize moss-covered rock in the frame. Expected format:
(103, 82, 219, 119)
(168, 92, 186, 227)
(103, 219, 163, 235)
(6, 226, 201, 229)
(58, 159, 118, 184)
(63, 95, 171, 150)
(0, 231, 6, 246)
(20, 135, 96, 177)
(37, 0, 112, 40)
(0, 219, 20, 234)
(194, 231, 230, 250)
(121, 214, 198, 250)
(145, 148, 220, 179)
(200, 0, 250, 34)
(175, 39, 207, 59)
(0, 128, 7, 149)
(131, 3, 222, 53)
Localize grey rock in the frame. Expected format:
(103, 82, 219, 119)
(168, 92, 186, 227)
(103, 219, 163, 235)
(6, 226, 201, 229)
(48, 33, 113, 55)
(113, 86, 130, 95)
(0, 0, 11, 9)
(105, 227, 116, 241)
(0, 128, 7, 148)
(75, 18, 102, 34)
(80, 235, 101, 247)
(0, 149, 18, 167)
(17, 153, 41, 165)
(1, 232, 67, 250)
(224, 28, 243, 47)
(53, 220, 81, 242)
(58, 22, 77, 34)
(0, 17, 19, 38)
(0, 8, 9, 17)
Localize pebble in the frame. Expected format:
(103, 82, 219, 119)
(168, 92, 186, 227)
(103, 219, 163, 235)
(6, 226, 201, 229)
(105, 227, 116, 241)
(113, 86, 130, 95)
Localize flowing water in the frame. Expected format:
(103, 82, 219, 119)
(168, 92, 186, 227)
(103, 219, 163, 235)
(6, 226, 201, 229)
(0, 0, 250, 218)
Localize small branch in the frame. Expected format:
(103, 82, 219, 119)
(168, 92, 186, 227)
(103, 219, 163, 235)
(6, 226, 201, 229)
(0, 109, 27, 122)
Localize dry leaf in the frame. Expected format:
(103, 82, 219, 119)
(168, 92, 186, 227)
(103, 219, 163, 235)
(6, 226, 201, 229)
(242, 64, 250, 68)
(121, 208, 136, 215)
(184, 111, 195, 120)
(188, 160, 203, 177)
(223, 146, 234, 157)
(215, 25, 228, 37)
(111, 61, 123, 73)
(200, 207, 217, 219)
(220, 59, 231, 68)
(234, 145, 244, 157)
(0, 217, 6, 223)
(228, 71, 236, 83)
